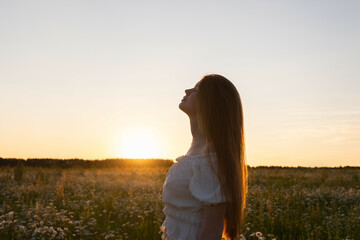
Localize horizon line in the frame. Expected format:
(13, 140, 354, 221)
(1, 156, 359, 168)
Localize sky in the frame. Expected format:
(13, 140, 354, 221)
(1, 0, 359, 167)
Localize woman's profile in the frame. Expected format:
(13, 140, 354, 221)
(160, 74, 248, 240)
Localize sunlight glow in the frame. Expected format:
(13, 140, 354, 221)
(115, 126, 161, 159)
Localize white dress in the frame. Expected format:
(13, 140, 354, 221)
(160, 152, 227, 240)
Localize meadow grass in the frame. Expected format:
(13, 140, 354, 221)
(0, 165, 359, 239)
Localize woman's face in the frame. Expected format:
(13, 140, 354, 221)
(179, 82, 200, 116)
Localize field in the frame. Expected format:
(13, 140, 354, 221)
(0, 165, 359, 240)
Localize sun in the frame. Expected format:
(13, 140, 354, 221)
(115, 126, 161, 159)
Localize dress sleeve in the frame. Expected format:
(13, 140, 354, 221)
(189, 157, 227, 205)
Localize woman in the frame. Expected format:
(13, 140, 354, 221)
(160, 74, 248, 240)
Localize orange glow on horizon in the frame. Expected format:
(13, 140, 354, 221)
(114, 126, 163, 159)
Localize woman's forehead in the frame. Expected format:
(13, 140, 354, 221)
(194, 81, 200, 88)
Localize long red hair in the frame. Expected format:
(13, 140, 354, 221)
(196, 74, 248, 239)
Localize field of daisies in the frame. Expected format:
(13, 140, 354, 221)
(0, 164, 359, 240)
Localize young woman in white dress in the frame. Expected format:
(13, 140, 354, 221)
(160, 74, 248, 240)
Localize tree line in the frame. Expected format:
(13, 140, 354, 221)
(0, 157, 174, 168)
(0, 157, 358, 169)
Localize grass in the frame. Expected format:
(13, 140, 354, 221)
(0, 165, 359, 239)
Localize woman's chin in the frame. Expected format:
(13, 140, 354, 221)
(179, 103, 188, 112)
(178, 103, 185, 111)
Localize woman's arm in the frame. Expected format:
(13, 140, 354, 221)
(197, 203, 226, 240)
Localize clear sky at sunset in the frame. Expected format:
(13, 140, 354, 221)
(1, 0, 359, 167)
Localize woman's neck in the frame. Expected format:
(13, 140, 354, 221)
(187, 115, 215, 155)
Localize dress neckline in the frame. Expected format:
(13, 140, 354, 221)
(184, 152, 216, 157)
(177, 152, 217, 161)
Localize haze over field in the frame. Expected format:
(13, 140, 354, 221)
(1, 0, 359, 167)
